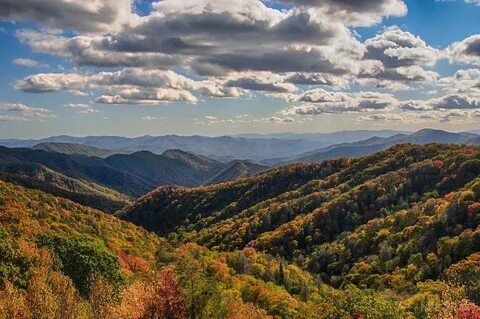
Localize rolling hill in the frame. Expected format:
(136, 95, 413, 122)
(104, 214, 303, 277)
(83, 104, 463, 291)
(0, 147, 269, 210)
(205, 160, 270, 185)
(119, 143, 480, 296)
(3, 144, 480, 318)
(0, 180, 418, 319)
(0, 163, 130, 213)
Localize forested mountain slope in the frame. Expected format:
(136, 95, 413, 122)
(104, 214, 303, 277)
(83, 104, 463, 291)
(0, 180, 161, 289)
(3, 144, 480, 318)
(32, 142, 130, 158)
(205, 160, 270, 185)
(0, 163, 130, 212)
(0, 147, 268, 210)
(0, 180, 422, 319)
(119, 143, 480, 295)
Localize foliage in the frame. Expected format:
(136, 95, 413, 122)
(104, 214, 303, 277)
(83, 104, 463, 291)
(36, 235, 124, 298)
(4, 144, 480, 318)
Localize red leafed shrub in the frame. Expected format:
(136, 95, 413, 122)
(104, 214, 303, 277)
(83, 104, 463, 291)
(146, 266, 186, 319)
(118, 251, 150, 273)
(457, 302, 480, 319)
(433, 160, 444, 169)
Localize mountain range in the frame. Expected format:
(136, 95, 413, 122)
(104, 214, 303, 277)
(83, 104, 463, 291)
(263, 129, 480, 165)
(0, 146, 268, 211)
(0, 130, 412, 161)
(2, 129, 478, 164)
(0, 135, 321, 161)
(3, 141, 480, 318)
(32, 142, 131, 158)
(1, 128, 479, 212)
(118, 143, 480, 294)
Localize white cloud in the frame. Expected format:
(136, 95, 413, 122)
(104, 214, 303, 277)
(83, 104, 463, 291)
(64, 103, 98, 114)
(142, 116, 157, 121)
(96, 88, 198, 105)
(284, 72, 348, 88)
(282, 89, 399, 115)
(358, 26, 440, 88)
(224, 72, 297, 93)
(12, 58, 46, 68)
(429, 94, 480, 109)
(6, 0, 477, 128)
(358, 109, 476, 123)
(15, 69, 208, 105)
(0, 102, 55, 122)
(0, 0, 137, 33)
(15, 0, 363, 76)
(447, 35, 480, 66)
(438, 68, 480, 95)
(275, 0, 407, 27)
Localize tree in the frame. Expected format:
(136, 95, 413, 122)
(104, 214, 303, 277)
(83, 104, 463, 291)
(26, 268, 85, 319)
(36, 235, 124, 298)
(89, 276, 117, 319)
(143, 266, 185, 319)
(0, 281, 30, 319)
(227, 301, 271, 319)
(277, 262, 285, 286)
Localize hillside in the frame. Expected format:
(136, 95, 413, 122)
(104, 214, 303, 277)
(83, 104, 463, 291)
(205, 160, 270, 185)
(0, 180, 161, 287)
(119, 143, 480, 296)
(33, 142, 129, 158)
(0, 147, 268, 204)
(0, 146, 155, 198)
(1, 180, 426, 319)
(0, 163, 130, 212)
(3, 145, 480, 317)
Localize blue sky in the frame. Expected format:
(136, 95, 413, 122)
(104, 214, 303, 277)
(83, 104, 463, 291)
(0, 0, 479, 138)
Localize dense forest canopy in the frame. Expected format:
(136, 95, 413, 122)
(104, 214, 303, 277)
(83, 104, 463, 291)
(2, 144, 480, 318)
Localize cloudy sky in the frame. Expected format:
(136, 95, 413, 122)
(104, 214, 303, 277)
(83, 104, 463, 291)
(1, 0, 480, 138)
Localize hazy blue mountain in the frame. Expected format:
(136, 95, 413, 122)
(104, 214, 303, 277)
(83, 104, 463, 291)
(0, 131, 407, 161)
(0, 147, 270, 204)
(32, 142, 130, 158)
(205, 160, 269, 185)
(234, 130, 410, 143)
(265, 129, 480, 165)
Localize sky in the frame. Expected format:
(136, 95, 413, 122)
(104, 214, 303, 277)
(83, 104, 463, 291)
(0, 0, 479, 138)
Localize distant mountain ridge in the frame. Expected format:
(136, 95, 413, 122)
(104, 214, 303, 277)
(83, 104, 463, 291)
(264, 129, 480, 165)
(0, 135, 322, 161)
(205, 160, 269, 185)
(0, 130, 418, 161)
(234, 130, 411, 142)
(32, 142, 130, 158)
(0, 147, 269, 210)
